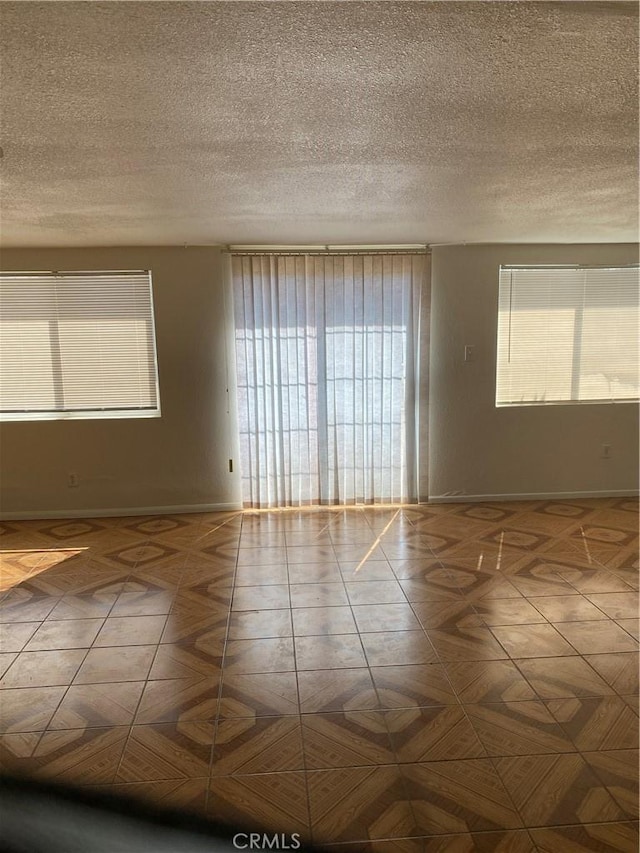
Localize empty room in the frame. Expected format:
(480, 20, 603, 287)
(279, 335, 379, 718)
(0, 2, 638, 851)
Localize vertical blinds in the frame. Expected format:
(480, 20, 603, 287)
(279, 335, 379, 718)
(0, 270, 161, 420)
(496, 265, 639, 405)
(233, 253, 426, 508)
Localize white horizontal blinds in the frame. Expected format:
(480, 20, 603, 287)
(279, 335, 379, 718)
(233, 253, 424, 508)
(1, 279, 59, 413)
(0, 271, 160, 417)
(496, 265, 640, 405)
(580, 268, 639, 401)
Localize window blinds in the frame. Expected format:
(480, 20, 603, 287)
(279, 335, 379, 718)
(496, 265, 639, 406)
(0, 271, 160, 420)
(233, 253, 427, 507)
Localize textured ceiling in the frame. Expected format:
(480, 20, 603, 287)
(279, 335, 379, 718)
(0, 1, 637, 247)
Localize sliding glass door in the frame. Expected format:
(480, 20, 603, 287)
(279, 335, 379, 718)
(232, 253, 427, 508)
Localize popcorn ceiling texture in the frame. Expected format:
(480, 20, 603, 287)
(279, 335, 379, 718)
(0, 1, 637, 246)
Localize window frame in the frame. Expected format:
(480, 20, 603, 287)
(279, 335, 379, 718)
(0, 269, 162, 422)
(494, 263, 640, 409)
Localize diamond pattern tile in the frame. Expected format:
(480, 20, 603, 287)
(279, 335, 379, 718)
(218, 672, 300, 718)
(385, 705, 485, 762)
(361, 631, 438, 666)
(8, 726, 130, 785)
(47, 594, 117, 620)
(298, 668, 379, 713)
(583, 652, 639, 695)
(301, 710, 395, 769)
(0, 686, 66, 733)
(73, 645, 157, 684)
(134, 677, 220, 723)
(402, 759, 523, 834)
(463, 701, 573, 756)
(530, 822, 639, 853)
(0, 499, 636, 845)
(224, 637, 296, 674)
(207, 772, 310, 839)
(40, 521, 106, 540)
(427, 625, 509, 661)
(0, 649, 87, 688)
(116, 722, 214, 782)
(370, 664, 459, 708)
(494, 753, 624, 826)
(25, 618, 104, 651)
(308, 765, 417, 842)
(98, 778, 208, 814)
(545, 696, 639, 751)
(489, 624, 578, 658)
(444, 660, 536, 703)
(0, 621, 41, 652)
(54, 682, 145, 731)
(581, 749, 639, 821)
(93, 615, 167, 647)
(212, 715, 304, 774)
(0, 593, 60, 623)
(553, 620, 638, 654)
(513, 656, 615, 699)
(295, 633, 366, 670)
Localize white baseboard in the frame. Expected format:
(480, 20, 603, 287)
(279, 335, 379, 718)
(2, 492, 638, 519)
(0, 502, 244, 521)
(428, 489, 639, 504)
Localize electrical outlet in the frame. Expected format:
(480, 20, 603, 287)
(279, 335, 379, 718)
(601, 444, 612, 459)
(68, 473, 79, 487)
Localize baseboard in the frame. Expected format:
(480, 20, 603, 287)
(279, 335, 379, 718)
(2, 492, 638, 519)
(428, 489, 639, 504)
(0, 502, 244, 521)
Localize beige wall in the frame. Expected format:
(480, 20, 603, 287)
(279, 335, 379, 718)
(429, 243, 640, 500)
(1, 243, 637, 516)
(0, 246, 242, 516)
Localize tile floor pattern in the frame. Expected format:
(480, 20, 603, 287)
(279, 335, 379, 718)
(0, 497, 638, 852)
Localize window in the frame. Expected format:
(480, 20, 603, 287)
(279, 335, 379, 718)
(496, 264, 639, 406)
(233, 253, 426, 507)
(0, 270, 161, 421)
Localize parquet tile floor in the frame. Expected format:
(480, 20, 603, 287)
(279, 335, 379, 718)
(0, 498, 638, 851)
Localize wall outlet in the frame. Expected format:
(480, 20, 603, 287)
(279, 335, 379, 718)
(464, 345, 474, 362)
(67, 473, 79, 487)
(601, 444, 612, 459)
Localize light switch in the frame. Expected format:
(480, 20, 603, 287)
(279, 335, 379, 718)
(464, 345, 474, 362)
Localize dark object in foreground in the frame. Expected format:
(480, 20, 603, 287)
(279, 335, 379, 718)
(0, 774, 313, 853)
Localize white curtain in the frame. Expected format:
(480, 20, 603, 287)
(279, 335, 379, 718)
(232, 253, 429, 508)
